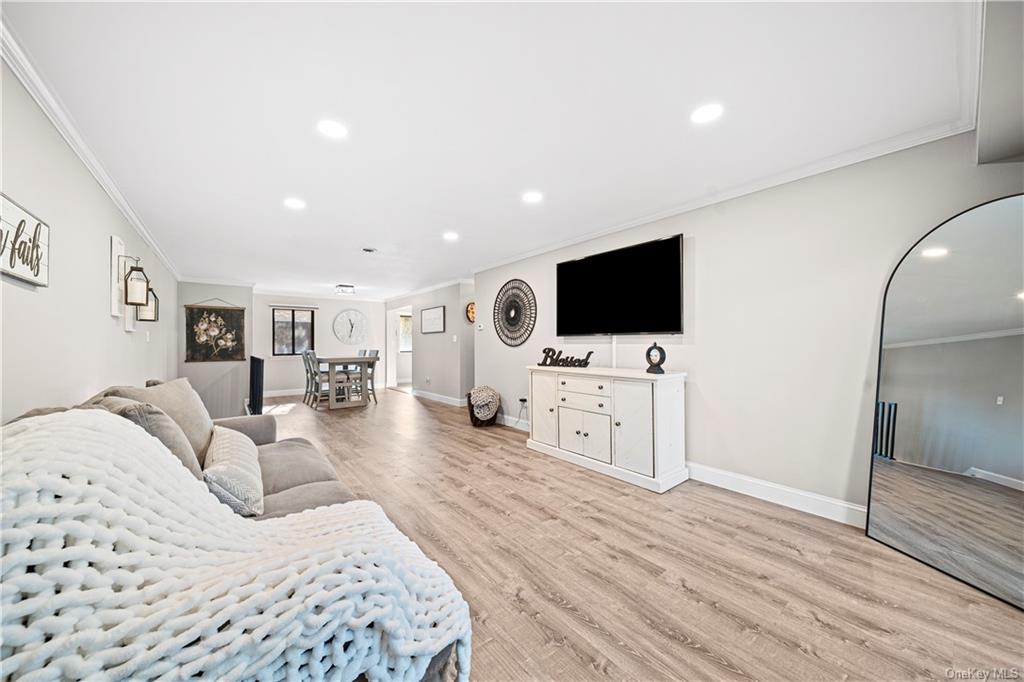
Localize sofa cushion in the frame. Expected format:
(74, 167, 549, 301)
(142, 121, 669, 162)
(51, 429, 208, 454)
(258, 480, 356, 520)
(103, 378, 215, 465)
(203, 426, 264, 516)
(93, 397, 203, 480)
(257, 437, 338, 495)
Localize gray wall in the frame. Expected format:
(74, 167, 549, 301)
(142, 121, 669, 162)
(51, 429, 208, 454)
(1, 63, 178, 421)
(251, 293, 385, 395)
(880, 335, 1024, 480)
(386, 282, 474, 402)
(474, 131, 1024, 506)
(177, 282, 253, 418)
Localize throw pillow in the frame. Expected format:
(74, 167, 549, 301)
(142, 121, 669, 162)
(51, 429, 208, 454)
(92, 397, 203, 480)
(103, 378, 215, 465)
(203, 426, 264, 516)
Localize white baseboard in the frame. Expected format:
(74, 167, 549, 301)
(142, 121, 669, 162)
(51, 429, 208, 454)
(264, 388, 305, 398)
(688, 463, 867, 528)
(496, 413, 530, 432)
(412, 389, 468, 407)
(964, 467, 1024, 492)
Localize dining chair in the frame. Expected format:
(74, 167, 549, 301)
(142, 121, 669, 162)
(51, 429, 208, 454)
(304, 350, 336, 410)
(365, 358, 378, 404)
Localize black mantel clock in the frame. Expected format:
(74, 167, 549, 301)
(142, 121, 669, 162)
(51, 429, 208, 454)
(645, 342, 666, 374)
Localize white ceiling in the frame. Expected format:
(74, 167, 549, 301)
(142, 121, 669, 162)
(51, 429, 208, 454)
(3, 2, 980, 300)
(884, 195, 1024, 345)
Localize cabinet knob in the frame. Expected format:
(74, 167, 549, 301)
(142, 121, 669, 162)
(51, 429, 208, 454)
(548, 408, 554, 413)
(598, 402, 604, 408)
(560, 381, 566, 385)
(575, 430, 581, 435)
(598, 385, 604, 390)
(615, 421, 621, 427)
(583, 432, 589, 438)
(560, 397, 566, 402)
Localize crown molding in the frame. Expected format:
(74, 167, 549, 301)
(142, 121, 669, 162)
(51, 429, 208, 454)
(882, 327, 1023, 350)
(384, 278, 474, 304)
(252, 287, 385, 304)
(1, 24, 180, 280)
(179, 277, 256, 289)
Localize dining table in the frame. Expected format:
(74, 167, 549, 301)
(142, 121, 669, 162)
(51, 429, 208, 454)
(316, 356, 376, 409)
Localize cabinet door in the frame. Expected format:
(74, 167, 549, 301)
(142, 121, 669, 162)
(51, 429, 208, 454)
(582, 412, 612, 464)
(612, 381, 654, 476)
(531, 373, 559, 446)
(558, 408, 584, 454)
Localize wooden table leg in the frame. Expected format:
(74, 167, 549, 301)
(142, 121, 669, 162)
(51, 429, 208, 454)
(329, 363, 340, 409)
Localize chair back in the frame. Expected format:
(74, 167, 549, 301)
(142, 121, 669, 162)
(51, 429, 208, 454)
(302, 350, 316, 380)
(368, 349, 380, 357)
(357, 349, 368, 357)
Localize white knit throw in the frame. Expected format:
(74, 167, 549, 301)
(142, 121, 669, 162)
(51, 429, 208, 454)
(1, 410, 471, 681)
(468, 386, 500, 421)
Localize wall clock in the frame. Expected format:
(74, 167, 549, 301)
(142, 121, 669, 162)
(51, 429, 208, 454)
(333, 309, 368, 345)
(493, 279, 537, 347)
(465, 302, 476, 323)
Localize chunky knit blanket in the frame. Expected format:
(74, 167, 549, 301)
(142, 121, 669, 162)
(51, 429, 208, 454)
(468, 386, 500, 421)
(1, 410, 471, 681)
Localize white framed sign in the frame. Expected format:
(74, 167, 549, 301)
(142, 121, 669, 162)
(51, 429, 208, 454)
(421, 305, 445, 334)
(0, 194, 50, 287)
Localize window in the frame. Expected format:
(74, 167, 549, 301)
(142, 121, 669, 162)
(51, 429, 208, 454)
(273, 308, 314, 355)
(399, 314, 413, 352)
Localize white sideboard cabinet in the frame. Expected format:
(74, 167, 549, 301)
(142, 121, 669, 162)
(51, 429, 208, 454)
(527, 365, 688, 493)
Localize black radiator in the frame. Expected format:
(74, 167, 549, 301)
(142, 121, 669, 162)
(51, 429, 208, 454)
(872, 400, 897, 459)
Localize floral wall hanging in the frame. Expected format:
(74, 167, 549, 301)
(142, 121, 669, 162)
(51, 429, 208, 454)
(185, 304, 245, 362)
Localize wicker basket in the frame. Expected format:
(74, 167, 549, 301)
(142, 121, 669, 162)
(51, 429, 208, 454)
(466, 392, 499, 427)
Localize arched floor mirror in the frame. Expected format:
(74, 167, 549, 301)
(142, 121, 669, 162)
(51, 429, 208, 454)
(867, 194, 1024, 609)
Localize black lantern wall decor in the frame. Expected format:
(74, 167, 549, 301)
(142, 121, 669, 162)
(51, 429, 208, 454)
(136, 288, 159, 322)
(120, 255, 150, 307)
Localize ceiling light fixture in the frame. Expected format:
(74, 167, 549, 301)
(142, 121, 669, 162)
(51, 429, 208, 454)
(690, 102, 724, 125)
(442, 232, 459, 242)
(283, 197, 306, 211)
(521, 191, 544, 204)
(1017, 291, 1024, 301)
(921, 246, 949, 258)
(362, 247, 377, 253)
(335, 284, 355, 296)
(316, 119, 349, 139)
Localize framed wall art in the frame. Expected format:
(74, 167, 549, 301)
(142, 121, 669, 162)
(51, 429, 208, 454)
(185, 304, 246, 362)
(421, 305, 445, 334)
(1, 194, 50, 287)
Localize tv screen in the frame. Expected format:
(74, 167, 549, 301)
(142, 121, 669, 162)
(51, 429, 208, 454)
(557, 235, 683, 336)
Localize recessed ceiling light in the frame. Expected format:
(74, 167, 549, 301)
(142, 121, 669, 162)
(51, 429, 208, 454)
(335, 284, 355, 295)
(283, 197, 306, 211)
(690, 102, 724, 125)
(921, 246, 949, 258)
(442, 231, 459, 242)
(1017, 291, 1024, 301)
(362, 247, 377, 253)
(317, 119, 348, 139)
(522, 191, 544, 204)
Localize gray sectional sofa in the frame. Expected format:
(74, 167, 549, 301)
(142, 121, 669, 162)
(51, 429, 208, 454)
(9, 376, 454, 679)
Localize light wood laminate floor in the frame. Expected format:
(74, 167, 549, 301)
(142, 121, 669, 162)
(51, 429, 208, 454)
(869, 456, 1024, 609)
(265, 393, 1023, 680)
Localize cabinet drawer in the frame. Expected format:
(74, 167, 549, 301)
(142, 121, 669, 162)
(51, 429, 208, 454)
(557, 375, 611, 396)
(557, 390, 611, 415)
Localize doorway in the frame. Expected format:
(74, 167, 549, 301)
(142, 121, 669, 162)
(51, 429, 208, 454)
(386, 306, 413, 393)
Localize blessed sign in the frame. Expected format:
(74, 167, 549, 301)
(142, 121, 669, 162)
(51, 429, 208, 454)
(0, 195, 49, 287)
(537, 347, 593, 368)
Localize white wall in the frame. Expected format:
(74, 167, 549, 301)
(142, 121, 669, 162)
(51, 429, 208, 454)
(474, 132, 1023, 507)
(252, 294, 385, 395)
(386, 282, 474, 403)
(177, 281, 254, 418)
(1, 63, 178, 421)
(880, 334, 1024, 480)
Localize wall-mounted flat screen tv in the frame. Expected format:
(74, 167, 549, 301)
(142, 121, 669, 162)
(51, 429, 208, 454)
(557, 234, 683, 336)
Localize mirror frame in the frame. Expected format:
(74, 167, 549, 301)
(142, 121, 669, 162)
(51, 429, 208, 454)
(864, 192, 1024, 611)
